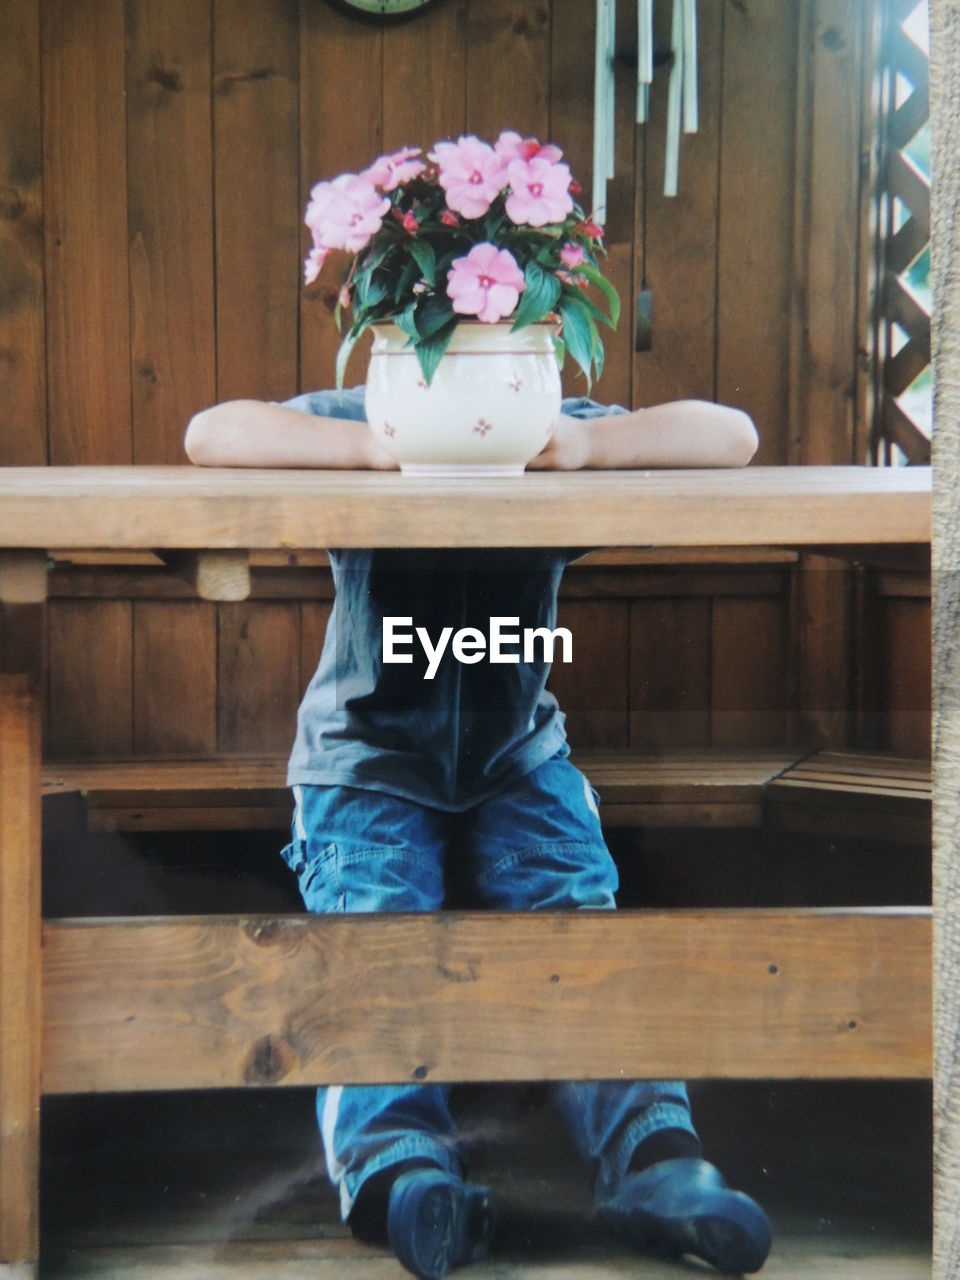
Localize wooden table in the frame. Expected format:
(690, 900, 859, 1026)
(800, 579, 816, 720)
(0, 465, 933, 1275)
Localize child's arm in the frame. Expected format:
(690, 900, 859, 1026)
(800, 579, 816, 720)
(527, 401, 759, 470)
(184, 395, 757, 471)
(184, 399, 398, 469)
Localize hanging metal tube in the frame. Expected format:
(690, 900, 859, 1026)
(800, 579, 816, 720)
(592, 0, 609, 221)
(637, 0, 653, 123)
(605, 0, 617, 180)
(682, 0, 698, 133)
(664, 0, 683, 195)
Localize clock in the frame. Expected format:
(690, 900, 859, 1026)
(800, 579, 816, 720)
(329, 0, 442, 18)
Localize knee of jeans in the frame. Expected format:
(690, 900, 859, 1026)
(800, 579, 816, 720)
(299, 842, 445, 914)
(477, 842, 618, 910)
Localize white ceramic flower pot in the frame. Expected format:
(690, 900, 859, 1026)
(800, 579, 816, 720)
(364, 322, 562, 476)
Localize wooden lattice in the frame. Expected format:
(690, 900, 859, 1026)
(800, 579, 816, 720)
(871, 0, 932, 465)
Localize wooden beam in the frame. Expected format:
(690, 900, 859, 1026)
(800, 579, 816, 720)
(156, 550, 250, 602)
(792, 544, 931, 573)
(0, 554, 46, 606)
(0, 679, 42, 1267)
(0, 467, 932, 550)
(41, 908, 932, 1094)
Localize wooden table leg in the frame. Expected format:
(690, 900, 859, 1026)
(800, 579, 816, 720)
(0, 553, 46, 1277)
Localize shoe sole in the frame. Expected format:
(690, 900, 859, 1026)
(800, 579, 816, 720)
(388, 1172, 496, 1280)
(602, 1191, 772, 1274)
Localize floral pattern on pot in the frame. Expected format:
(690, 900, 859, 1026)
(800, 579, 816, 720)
(365, 322, 561, 476)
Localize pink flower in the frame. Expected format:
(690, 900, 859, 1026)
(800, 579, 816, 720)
(440, 209, 459, 227)
(429, 136, 507, 219)
(494, 130, 563, 165)
(401, 209, 418, 233)
(361, 146, 426, 191)
(576, 219, 604, 239)
(305, 174, 390, 254)
(504, 156, 574, 227)
(303, 245, 331, 285)
(446, 242, 525, 323)
(559, 242, 587, 269)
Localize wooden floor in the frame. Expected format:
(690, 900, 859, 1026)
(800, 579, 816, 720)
(37, 1085, 931, 1280)
(39, 1211, 931, 1279)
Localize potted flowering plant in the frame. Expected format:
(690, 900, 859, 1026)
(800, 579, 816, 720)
(304, 131, 620, 473)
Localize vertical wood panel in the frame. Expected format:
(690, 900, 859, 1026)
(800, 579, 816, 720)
(784, 2, 866, 755)
(852, 564, 883, 748)
(299, 600, 332, 700)
(126, 0, 216, 462)
(712, 595, 787, 746)
(794, 556, 853, 746)
(788, 0, 865, 465)
(47, 602, 133, 758)
(631, 0, 723, 407)
(466, 0, 551, 141)
(214, 0, 300, 402)
(42, 0, 131, 463)
(133, 601, 217, 756)
(383, 1, 466, 147)
(629, 597, 711, 749)
(299, 5, 382, 392)
(218, 602, 300, 753)
(549, 0, 593, 184)
(550, 599, 628, 747)
(882, 596, 932, 757)
(0, 0, 46, 466)
(716, 0, 799, 463)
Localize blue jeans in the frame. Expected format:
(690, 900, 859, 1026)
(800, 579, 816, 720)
(281, 752, 698, 1220)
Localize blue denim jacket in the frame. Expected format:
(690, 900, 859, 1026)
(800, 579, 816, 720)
(284, 388, 627, 811)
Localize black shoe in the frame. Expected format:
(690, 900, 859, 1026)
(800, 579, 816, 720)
(597, 1157, 772, 1274)
(386, 1167, 496, 1280)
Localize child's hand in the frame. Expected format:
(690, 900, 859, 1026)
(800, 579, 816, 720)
(526, 417, 592, 470)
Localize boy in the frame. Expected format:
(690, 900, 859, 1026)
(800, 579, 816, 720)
(185, 390, 771, 1279)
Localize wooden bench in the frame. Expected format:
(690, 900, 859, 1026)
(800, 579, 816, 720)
(40, 747, 803, 834)
(41, 747, 930, 841)
(766, 750, 932, 845)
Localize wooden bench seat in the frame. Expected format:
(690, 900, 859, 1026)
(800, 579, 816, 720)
(41, 748, 930, 839)
(766, 750, 932, 844)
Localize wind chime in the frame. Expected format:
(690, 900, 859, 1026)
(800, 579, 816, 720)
(593, 0, 698, 349)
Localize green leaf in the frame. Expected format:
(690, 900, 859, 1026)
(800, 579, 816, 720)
(415, 317, 459, 386)
(576, 264, 621, 328)
(361, 274, 391, 309)
(335, 319, 370, 390)
(565, 288, 615, 331)
(415, 293, 457, 339)
(592, 325, 604, 382)
(394, 300, 418, 342)
(553, 335, 566, 372)
(510, 262, 561, 332)
(558, 295, 598, 390)
(393, 256, 421, 304)
(354, 243, 393, 292)
(408, 239, 436, 286)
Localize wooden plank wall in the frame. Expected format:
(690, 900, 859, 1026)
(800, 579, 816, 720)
(0, 0, 931, 762)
